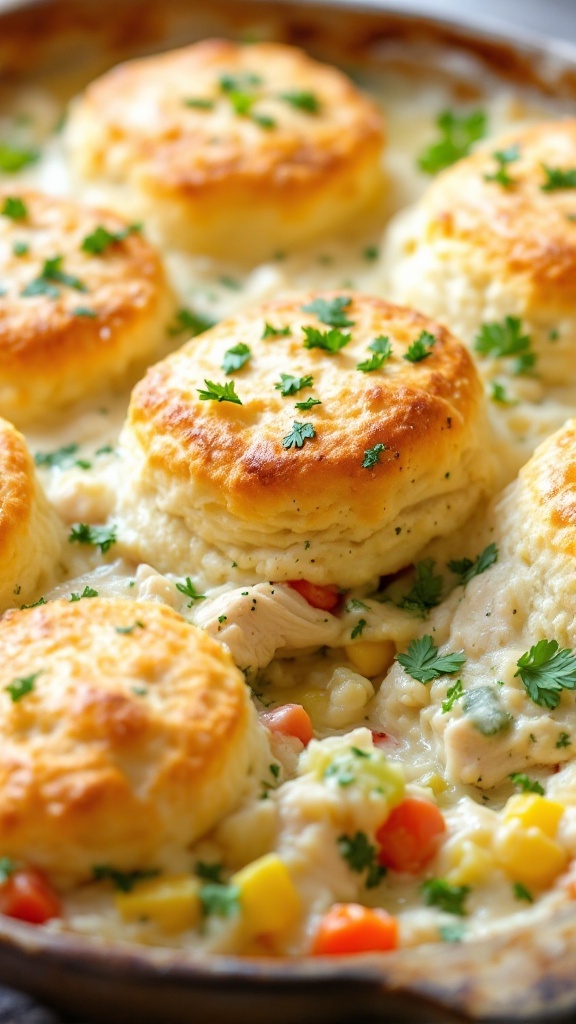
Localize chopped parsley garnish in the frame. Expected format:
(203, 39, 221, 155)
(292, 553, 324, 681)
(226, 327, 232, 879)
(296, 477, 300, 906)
(252, 114, 276, 130)
(337, 832, 385, 889)
(168, 308, 215, 337)
(362, 442, 387, 469)
(72, 306, 97, 318)
(514, 639, 576, 709)
(540, 165, 576, 191)
(346, 598, 369, 613)
(490, 380, 517, 405)
(396, 635, 466, 684)
(417, 109, 487, 174)
(484, 144, 520, 187)
(363, 244, 379, 261)
(195, 861, 225, 884)
(199, 882, 240, 918)
(197, 379, 242, 404)
(262, 321, 291, 339)
(184, 97, 215, 110)
(439, 922, 466, 943)
(474, 316, 535, 375)
(302, 325, 351, 353)
(513, 882, 533, 903)
(282, 420, 315, 449)
(357, 335, 392, 372)
(442, 679, 464, 714)
(302, 295, 354, 328)
(448, 543, 498, 586)
(92, 865, 159, 892)
(22, 255, 87, 298)
(295, 396, 321, 411)
(509, 772, 544, 795)
(34, 443, 80, 469)
(222, 342, 251, 374)
(12, 241, 28, 257)
(219, 72, 262, 93)
(228, 91, 255, 115)
(397, 559, 443, 616)
(0, 143, 38, 173)
(274, 373, 313, 396)
(20, 597, 46, 610)
(280, 90, 321, 114)
(81, 224, 140, 255)
(5, 671, 40, 703)
(175, 577, 206, 606)
(115, 621, 145, 635)
(557, 732, 572, 749)
(403, 330, 436, 362)
(350, 618, 368, 640)
(218, 614, 227, 624)
(421, 878, 470, 916)
(68, 523, 117, 554)
(0, 858, 15, 884)
(462, 685, 512, 736)
(69, 586, 99, 602)
(1, 196, 27, 220)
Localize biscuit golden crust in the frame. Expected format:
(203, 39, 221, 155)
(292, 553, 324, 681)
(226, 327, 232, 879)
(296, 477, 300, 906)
(118, 292, 491, 586)
(0, 418, 62, 612)
(0, 599, 258, 884)
(385, 120, 576, 383)
(0, 190, 175, 424)
(66, 40, 385, 260)
(517, 418, 576, 559)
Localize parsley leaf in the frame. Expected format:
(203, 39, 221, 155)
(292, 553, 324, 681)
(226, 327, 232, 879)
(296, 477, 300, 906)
(418, 109, 487, 174)
(357, 335, 392, 372)
(68, 523, 117, 554)
(222, 343, 251, 375)
(199, 882, 240, 918)
(403, 330, 436, 362)
(22, 255, 86, 298)
(302, 325, 351, 353)
(337, 832, 385, 889)
(540, 165, 576, 191)
(474, 316, 535, 375)
(92, 865, 159, 892)
(396, 635, 466, 684)
(195, 861, 225, 884)
(81, 223, 139, 255)
(557, 732, 572, 749)
(168, 308, 215, 337)
(442, 678, 464, 714)
(2, 196, 27, 220)
(421, 878, 470, 916)
(219, 72, 262, 93)
(0, 858, 15, 884)
(175, 577, 206, 606)
(197, 379, 242, 404)
(439, 922, 466, 943)
(34, 443, 79, 469)
(462, 686, 512, 736)
(262, 322, 291, 339)
(513, 882, 533, 903)
(69, 585, 99, 602)
(5, 671, 40, 703)
(362, 442, 387, 469)
(397, 559, 443, 616)
(72, 306, 97, 318)
(484, 144, 520, 187)
(515, 639, 576, 709)
(0, 143, 38, 173)
(509, 772, 544, 795)
(274, 373, 313, 396)
(351, 618, 367, 640)
(490, 380, 517, 405)
(280, 90, 321, 114)
(302, 295, 354, 328)
(282, 420, 315, 449)
(295, 396, 321, 411)
(184, 97, 215, 110)
(447, 543, 498, 586)
(115, 621, 145, 635)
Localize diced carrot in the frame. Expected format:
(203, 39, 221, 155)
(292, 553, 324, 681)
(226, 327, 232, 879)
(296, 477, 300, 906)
(260, 703, 314, 746)
(376, 797, 446, 873)
(312, 903, 398, 955)
(0, 868, 61, 924)
(286, 580, 341, 611)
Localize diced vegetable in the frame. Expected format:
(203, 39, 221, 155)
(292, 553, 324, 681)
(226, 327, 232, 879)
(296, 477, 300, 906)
(312, 903, 398, 955)
(503, 794, 564, 838)
(115, 875, 201, 933)
(286, 580, 340, 611)
(232, 854, 301, 936)
(0, 868, 61, 924)
(260, 703, 314, 745)
(494, 820, 568, 887)
(445, 840, 494, 887)
(344, 640, 396, 677)
(376, 797, 446, 873)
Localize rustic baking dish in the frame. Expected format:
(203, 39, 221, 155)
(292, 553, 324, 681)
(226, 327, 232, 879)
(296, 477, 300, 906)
(2, 1, 576, 1021)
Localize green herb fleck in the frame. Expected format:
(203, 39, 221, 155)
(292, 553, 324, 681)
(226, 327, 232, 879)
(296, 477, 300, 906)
(218, 614, 228, 624)
(195, 861, 224, 884)
(168, 308, 215, 337)
(417, 109, 487, 174)
(484, 144, 520, 187)
(295, 396, 321, 411)
(513, 882, 533, 903)
(540, 165, 576, 192)
(184, 97, 215, 110)
(115, 621, 145, 635)
(404, 330, 436, 363)
(92, 865, 159, 893)
(557, 731, 571, 749)
(175, 577, 206, 607)
(448, 543, 498, 586)
(81, 223, 139, 255)
(68, 522, 117, 554)
(262, 321, 291, 339)
(199, 882, 240, 918)
(396, 635, 466, 685)
(351, 618, 367, 640)
(22, 255, 87, 298)
(421, 878, 470, 916)
(397, 559, 443, 616)
(337, 832, 385, 889)
(280, 90, 321, 113)
(302, 295, 354, 328)
(442, 679, 464, 714)
(0, 143, 38, 173)
(69, 586, 99, 602)
(357, 335, 392, 372)
(490, 380, 517, 405)
(72, 306, 97, 318)
(302, 325, 351, 354)
(275, 373, 313, 396)
(363, 245, 379, 261)
(222, 342, 251, 375)
(197, 379, 242, 404)
(515, 639, 576, 710)
(282, 420, 315, 450)
(5, 671, 40, 703)
(462, 686, 512, 736)
(0, 857, 15, 884)
(1, 196, 27, 220)
(34, 443, 79, 469)
(474, 316, 535, 375)
(509, 772, 544, 795)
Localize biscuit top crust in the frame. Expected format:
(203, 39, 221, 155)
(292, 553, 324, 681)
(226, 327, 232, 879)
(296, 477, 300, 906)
(68, 39, 384, 194)
(0, 189, 166, 375)
(0, 418, 34, 561)
(422, 120, 576, 316)
(519, 418, 576, 558)
(126, 291, 484, 533)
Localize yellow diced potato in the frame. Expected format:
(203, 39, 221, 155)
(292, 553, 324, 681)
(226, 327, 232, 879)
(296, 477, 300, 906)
(446, 840, 495, 886)
(232, 854, 301, 936)
(344, 640, 396, 678)
(494, 820, 568, 887)
(503, 794, 564, 838)
(115, 875, 201, 934)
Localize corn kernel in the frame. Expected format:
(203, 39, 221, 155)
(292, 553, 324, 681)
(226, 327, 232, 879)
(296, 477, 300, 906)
(232, 854, 301, 935)
(494, 820, 568, 887)
(503, 794, 564, 838)
(419, 772, 448, 796)
(345, 640, 396, 678)
(115, 875, 201, 934)
(446, 840, 495, 886)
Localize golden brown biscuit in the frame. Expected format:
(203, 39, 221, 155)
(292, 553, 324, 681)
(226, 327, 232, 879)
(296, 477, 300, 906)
(0, 417, 62, 612)
(117, 291, 492, 587)
(0, 598, 262, 886)
(385, 120, 576, 384)
(65, 39, 385, 262)
(0, 189, 175, 425)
